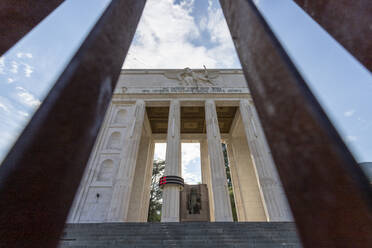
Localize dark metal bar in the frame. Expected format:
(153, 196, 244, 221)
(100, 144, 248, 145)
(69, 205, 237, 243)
(294, 0, 372, 72)
(0, 0, 64, 56)
(0, 0, 146, 247)
(219, 1, 372, 247)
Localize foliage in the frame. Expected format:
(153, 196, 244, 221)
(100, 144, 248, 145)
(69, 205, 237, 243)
(147, 159, 165, 222)
(229, 187, 237, 221)
(222, 143, 238, 221)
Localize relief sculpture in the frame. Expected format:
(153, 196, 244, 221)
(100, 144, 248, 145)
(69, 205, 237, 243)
(187, 187, 201, 214)
(164, 66, 219, 86)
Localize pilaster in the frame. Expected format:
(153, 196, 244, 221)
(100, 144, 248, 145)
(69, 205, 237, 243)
(107, 100, 146, 221)
(126, 114, 153, 221)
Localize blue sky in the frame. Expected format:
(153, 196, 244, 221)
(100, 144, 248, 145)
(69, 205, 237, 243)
(154, 143, 201, 184)
(0, 0, 112, 162)
(0, 0, 371, 171)
(254, 1, 372, 163)
(123, 0, 240, 69)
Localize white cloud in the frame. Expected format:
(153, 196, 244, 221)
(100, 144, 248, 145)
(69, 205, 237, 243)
(182, 143, 201, 184)
(0, 131, 14, 158)
(346, 135, 357, 142)
(344, 110, 355, 117)
(17, 111, 29, 117)
(0, 102, 9, 113)
(208, 0, 213, 10)
(16, 52, 33, 59)
(15, 87, 41, 107)
(10, 61, 18, 74)
(200, 2, 238, 68)
(183, 171, 200, 184)
(123, 0, 239, 69)
(24, 64, 33, 77)
(182, 143, 200, 165)
(154, 143, 167, 160)
(153, 142, 201, 184)
(7, 78, 14, 83)
(0, 57, 4, 74)
(0, 96, 12, 113)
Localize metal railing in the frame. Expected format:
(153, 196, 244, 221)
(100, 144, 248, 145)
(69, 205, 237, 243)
(0, 0, 371, 247)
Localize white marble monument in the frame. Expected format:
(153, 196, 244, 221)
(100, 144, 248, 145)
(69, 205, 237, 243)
(67, 68, 292, 223)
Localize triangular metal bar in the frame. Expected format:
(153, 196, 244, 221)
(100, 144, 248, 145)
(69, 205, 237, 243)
(219, 1, 372, 247)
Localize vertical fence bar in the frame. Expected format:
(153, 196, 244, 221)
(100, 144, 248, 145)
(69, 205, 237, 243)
(294, 0, 372, 72)
(0, 0, 64, 56)
(219, 0, 372, 247)
(0, 1, 146, 247)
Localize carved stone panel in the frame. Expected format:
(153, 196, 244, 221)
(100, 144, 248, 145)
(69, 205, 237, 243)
(180, 184, 210, 222)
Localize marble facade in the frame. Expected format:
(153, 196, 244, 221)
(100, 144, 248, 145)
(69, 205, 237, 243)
(68, 68, 292, 223)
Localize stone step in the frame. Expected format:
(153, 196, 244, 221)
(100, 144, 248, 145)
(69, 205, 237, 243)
(60, 237, 299, 243)
(62, 229, 297, 235)
(62, 228, 296, 233)
(60, 244, 299, 248)
(62, 230, 298, 235)
(59, 222, 302, 248)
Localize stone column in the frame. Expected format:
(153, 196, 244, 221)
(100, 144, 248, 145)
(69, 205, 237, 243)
(200, 139, 215, 221)
(205, 99, 233, 222)
(161, 100, 181, 222)
(239, 99, 292, 221)
(107, 100, 146, 221)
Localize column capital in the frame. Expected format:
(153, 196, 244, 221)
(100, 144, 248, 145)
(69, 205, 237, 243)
(239, 98, 250, 108)
(205, 99, 215, 106)
(134, 99, 146, 113)
(169, 99, 180, 109)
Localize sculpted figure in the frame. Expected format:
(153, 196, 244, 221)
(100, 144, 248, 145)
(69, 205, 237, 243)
(177, 67, 197, 86)
(164, 66, 219, 86)
(197, 65, 217, 85)
(187, 187, 201, 214)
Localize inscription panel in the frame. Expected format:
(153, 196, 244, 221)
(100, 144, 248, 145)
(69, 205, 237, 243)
(122, 87, 249, 94)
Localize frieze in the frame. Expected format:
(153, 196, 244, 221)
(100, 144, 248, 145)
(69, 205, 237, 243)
(121, 86, 249, 94)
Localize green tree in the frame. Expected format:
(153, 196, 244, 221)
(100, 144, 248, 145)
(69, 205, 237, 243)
(147, 159, 165, 222)
(222, 143, 237, 221)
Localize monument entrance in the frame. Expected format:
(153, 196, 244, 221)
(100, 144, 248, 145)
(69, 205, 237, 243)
(67, 68, 293, 223)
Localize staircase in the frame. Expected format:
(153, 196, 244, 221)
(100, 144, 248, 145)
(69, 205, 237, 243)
(59, 222, 302, 248)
